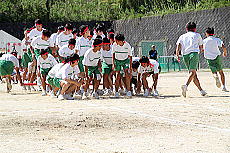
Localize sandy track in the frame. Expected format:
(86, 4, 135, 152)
(0, 71, 230, 153)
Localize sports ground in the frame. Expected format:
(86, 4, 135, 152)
(0, 71, 230, 153)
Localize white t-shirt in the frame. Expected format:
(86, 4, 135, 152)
(101, 49, 112, 65)
(56, 32, 73, 48)
(50, 33, 58, 46)
(71, 65, 80, 80)
(55, 63, 76, 79)
(176, 32, 203, 55)
(37, 54, 58, 69)
(138, 59, 159, 74)
(58, 45, 75, 58)
(75, 36, 92, 57)
(92, 34, 105, 40)
(112, 42, 132, 60)
(28, 28, 45, 41)
(48, 63, 65, 78)
(31, 36, 53, 49)
(83, 48, 101, 67)
(203, 36, 223, 60)
(0, 54, 19, 67)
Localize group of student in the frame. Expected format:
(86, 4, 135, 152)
(0, 20, 228, 99)
(0, 19, 161, 100)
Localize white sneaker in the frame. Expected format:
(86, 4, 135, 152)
(153, 89, 159, 97)
(82, 92, 88, 100)
(41, 91, 47, 96)
(65, 94, 74, 100)
(143, 89, 149, 97)
(115, 92, 119, 98)
(38, 86, 42, 91)
(92, 91, 99, 99)
(50, 91, 57, 98)
(126, 91, 132, 97)
(97, 89, 104, 96)
(222, 86, 228, 92)
(31, 85, 36, 91)
(200, 90, 207, 96)
(27, 85, 31, 91)
(22, 85, 26, 90)
(58, 94, 65, 100)
(181, 85, 187, 97)
(214, 75, 221, 88)
(103, 89, 110, 96)
(118, 89, 125, 95)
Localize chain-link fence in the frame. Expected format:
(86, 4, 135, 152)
(113, 7, 230, 70)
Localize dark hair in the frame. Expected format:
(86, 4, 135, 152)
(89, 31, 94, 37)
(42, 30, 51, 38)
(132, 61, 140, 69)
(102, 37, 110, 44)
(65, 23, 73, 31)
(186, 22, 196, 32)
(35, 19, 42, 25)
(72, 29, 78, 35)
(68, 38, 76, 45)
(108, 33, 114, 40)
(69, 53, 80, 64)
(93, 38, 103, 47)
(11, 51, 17, 57)
(79, 25, 89, 35)
(107, 29, 114, 34)
(95, 23, 105, 32)
(206, 27, 214, 35)
(58, 26, 64, 31)
(139, 56, 149, 63)
(95, 35, 102, 40)
(40, 49, 48, 55)
(115, 34, 125, 41)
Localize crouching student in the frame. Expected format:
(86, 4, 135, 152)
(37, 50, 58, 96)
(83, 38, 103, 99)
(58, 38, 76, 62)
(0, 52, 23, 92)
(138, 56, 160, 97)
(55, 54, 84, 100)
(47, 62, 66, 98)
(131, 60, 140, 95)
(101, 37, 113, 95)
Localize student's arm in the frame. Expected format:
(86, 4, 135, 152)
(222, 44, 227, 57)
(64, 78, 82, 86)
(112, 53, 115, 70)
(175, 43, 181, 59)
(199, 45, 204, 53)
(85, 66, 89, 79)
(98, 60, 102, 72)
(129, 55, 132, 73)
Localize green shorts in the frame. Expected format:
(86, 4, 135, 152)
(40, 68, 51, 75)
(207, 55, 223, 73)
(183, 52, 199, 70)
(78, 56, 84, 72)
(88, 66, 100, 76)
(21, 52, 32, 68)
(102, 62, 112, 74)
(47, 76, 55, 87)
(114, 58, 130, 71)
(0, 60, 14, 76)
(53, 77, 62, 88)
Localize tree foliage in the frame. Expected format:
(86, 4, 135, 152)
(0, 0, 229, 22)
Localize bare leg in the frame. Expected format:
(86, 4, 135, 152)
(219, 70, 225, 86)
(193, 73, 203, 91)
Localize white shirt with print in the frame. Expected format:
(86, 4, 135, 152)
(58, 45, 75, 58)
(112, 41, 132, 60)
(37, 54, 58, 69)
(176, 32, 203, 55)
(203, 36, 223, 60)
(75, 36, 92, 57)
(83, 48, 101, 67)
(56, 32, 73, 48)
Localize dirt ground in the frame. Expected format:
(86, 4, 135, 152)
(0, 70, 230, 153)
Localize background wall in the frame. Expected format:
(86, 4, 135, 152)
(113, 7, 230, 68)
